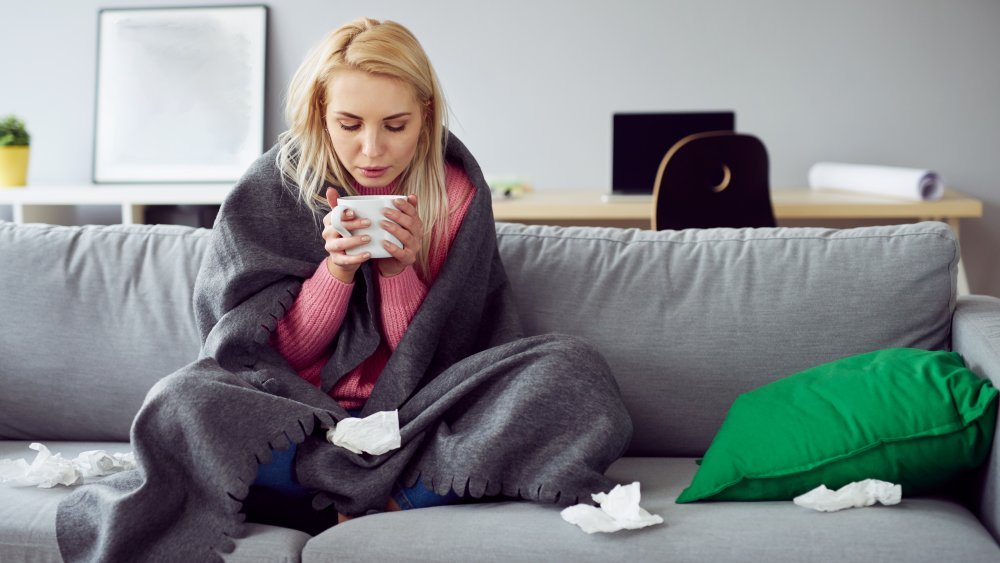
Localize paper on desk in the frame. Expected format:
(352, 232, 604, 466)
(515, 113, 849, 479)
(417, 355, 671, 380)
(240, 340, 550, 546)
(561, 481, 664, 534)
(808, 162, 943, 201)
(793, 479, 901, 512)
(327, 410, 401, 455)
(0, 443, 136, 488)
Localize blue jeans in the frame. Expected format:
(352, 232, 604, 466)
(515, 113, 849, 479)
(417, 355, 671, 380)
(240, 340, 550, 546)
(253, 424, 461, 510)
(253, 438, 311, 497)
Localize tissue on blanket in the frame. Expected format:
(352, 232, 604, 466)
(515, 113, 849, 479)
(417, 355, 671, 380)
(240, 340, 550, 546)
(807, 162, 943, 201)
(793, 479, 901, 512)
(327, 410, 401, 455)
(561, 482, 663, 533)
(0, 443, 135, 488)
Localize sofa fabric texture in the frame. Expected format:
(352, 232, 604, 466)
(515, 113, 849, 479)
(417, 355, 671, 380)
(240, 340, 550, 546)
(494, 222, 958, 457)
(0, 223, 209, 442)
(2, 218, 998, 562)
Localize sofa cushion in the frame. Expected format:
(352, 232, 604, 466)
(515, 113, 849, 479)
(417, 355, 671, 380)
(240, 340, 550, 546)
(495, 221, 958, 457)
(0, 222, 210, 441)
(675, 348, 998, 503)
(0, 441, 310, 562)
(301, 456, 1000, 562)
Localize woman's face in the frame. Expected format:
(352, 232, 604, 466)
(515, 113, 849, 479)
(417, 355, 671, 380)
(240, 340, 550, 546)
(325, 69, 424, 189)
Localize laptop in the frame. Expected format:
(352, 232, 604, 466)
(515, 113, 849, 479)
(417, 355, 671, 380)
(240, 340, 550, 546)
(604, 111, 736, 202)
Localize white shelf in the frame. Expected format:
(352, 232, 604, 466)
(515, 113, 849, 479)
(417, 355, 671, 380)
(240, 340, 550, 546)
(0, 184, 233, 224)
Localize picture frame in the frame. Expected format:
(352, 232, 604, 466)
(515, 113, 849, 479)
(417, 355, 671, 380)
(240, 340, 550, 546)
(93, 5, 267, 183)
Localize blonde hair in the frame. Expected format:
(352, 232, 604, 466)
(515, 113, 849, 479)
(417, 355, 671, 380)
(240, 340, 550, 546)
(276, 17, 448, 279)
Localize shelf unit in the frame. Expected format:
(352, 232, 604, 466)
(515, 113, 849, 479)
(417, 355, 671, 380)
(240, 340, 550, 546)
(0, 184, 232, 224)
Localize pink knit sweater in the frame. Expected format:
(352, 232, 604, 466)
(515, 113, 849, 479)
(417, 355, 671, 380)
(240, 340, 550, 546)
(270, 163, 476, 409)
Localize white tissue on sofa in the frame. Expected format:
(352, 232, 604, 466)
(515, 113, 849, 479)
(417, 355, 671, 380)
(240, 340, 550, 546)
(561, 481, 664, 533)
(793, 479, 902, 512)
(0, 442, 135, 488)
(326, 409, 401, 455)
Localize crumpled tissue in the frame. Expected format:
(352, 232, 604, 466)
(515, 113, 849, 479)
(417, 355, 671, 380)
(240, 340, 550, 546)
(793, 479, 901, 512)
(327, 409, 401, 455)
(0, 443, 136, 488)
(561, 481, 664, 534)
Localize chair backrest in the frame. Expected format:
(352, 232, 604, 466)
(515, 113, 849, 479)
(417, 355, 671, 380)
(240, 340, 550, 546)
(652, 131, 777, 230)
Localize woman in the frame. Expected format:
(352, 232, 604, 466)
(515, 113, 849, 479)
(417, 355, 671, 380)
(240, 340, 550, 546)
(57, 18, 631, 561)
(251, 17, 488, 523)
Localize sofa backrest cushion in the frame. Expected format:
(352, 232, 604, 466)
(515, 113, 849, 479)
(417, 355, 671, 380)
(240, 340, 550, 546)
(495, 221, 958, 457)
(0, 222, 210, 441)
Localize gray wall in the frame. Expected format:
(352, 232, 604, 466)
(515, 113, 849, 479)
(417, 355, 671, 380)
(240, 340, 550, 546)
(3, 0, 998, 296)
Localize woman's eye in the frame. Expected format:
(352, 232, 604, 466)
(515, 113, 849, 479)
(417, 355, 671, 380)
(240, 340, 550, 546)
(338, 122, 360, 132)
(385, 123, 406, 133)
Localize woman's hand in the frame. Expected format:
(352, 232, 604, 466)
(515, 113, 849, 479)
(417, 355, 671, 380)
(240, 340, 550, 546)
(376, 194, 423, 278)
(323, 188, 372, 284)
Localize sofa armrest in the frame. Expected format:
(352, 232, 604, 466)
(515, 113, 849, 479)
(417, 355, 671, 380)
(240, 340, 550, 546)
(952, 295, 1000, 542)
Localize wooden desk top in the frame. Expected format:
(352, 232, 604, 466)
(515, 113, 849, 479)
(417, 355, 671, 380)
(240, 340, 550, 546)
(1, 184, 982, 224)
(490, 188, 983, 223)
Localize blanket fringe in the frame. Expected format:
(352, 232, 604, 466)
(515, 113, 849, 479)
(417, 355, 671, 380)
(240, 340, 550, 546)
(404, 468, 581, 507)
(210, 410, 322, 558)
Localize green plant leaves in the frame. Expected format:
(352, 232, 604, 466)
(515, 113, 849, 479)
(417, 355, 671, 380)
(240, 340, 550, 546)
(0, 115, 30, 146)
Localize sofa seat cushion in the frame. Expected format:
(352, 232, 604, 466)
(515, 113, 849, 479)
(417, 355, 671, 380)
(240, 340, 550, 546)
(0, 441, 310, 563)
(302, 457, 999, 563)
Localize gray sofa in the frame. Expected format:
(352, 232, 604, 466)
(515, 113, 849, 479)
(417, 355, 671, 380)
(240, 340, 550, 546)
(1, 218, 999, 562)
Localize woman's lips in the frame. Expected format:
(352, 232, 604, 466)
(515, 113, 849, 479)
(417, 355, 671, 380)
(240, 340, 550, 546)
(361, 167, 388, 179)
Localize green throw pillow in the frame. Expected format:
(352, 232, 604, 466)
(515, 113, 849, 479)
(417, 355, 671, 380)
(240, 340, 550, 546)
(676, 348, 998, 503)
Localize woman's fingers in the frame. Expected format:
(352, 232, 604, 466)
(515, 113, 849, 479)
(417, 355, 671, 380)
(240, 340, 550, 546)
(329, 251, 371, 267)
(323, 213, 371, 240)
(380, 238, 409, 261)
(383, 197, 420, 231)
(383, 199, 423, 242)
(325, 230, 371, 254)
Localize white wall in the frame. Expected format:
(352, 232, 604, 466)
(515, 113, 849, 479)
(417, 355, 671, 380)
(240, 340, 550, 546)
(3, 0, 998, 295)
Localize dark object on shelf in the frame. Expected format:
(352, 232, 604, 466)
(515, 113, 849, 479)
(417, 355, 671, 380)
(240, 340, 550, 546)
(144, 205, 220, 228)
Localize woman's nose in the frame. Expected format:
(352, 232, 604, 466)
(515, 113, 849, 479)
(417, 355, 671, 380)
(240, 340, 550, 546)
(361, 129, 383, 158)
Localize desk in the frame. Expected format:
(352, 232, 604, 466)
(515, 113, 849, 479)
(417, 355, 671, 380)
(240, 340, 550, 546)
(492, 188, 983, 235)
(1, 184, 982, 229)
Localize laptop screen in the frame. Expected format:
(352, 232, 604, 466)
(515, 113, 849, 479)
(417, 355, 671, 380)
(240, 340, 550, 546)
(612, 112, 736, 195)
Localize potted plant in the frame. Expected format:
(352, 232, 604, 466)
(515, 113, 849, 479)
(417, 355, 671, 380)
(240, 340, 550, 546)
(0, 115, 30, 187)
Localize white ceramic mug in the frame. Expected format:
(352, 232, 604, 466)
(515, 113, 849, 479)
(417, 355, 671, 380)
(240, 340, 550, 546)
(329, 195, 406, 259)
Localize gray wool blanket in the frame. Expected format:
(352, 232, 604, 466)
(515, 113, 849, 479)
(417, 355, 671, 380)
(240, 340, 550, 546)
(56, 134, 633, 561)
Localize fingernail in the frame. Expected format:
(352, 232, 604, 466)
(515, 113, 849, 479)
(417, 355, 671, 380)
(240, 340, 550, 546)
(361, 235, 371, 242)
(346, 210, 354, 217)
(361, 219, 371, 226)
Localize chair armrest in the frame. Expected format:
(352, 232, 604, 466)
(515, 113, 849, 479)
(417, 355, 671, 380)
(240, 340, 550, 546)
(952, 295, 1000, 542)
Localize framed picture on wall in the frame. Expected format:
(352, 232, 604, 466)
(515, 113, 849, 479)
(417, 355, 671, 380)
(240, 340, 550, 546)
(93, 5, 267, 183)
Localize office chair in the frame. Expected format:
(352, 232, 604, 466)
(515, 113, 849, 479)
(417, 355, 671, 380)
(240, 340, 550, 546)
(651, 131, 777, 230)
